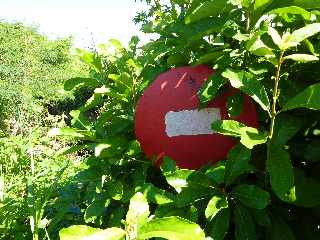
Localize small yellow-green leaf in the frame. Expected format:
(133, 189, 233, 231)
(284, 54, 319, 63)
(59, 225, 125, 240)
(205, 195, 228, 219)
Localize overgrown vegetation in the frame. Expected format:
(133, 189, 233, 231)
(2, 0, 320, 239)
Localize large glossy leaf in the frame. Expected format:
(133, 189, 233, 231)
(267, 148, 295, 202)
(234, 204, 256, 240)
(59, 225, 125, 240)
(222, 68, 270, 112)
(232, 184, 270, 209)
(198, 74, 227, 106)
(206, 208, 230, 240)
(139, 216, 205, 240)
(224, 144, 252, 185)
(205, 195, 228, 219)
(282, 23, 320, 49)
(185, 0, 227, 24)
(212, 120, 268, 149)
(282, 83, 320, 111)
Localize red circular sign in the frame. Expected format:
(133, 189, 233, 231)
(135, 65, 258, 169)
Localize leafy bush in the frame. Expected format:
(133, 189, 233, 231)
(35, 0, 320, 239)
(0, 21, 86, 133)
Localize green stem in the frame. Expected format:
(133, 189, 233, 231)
(269, 51, 285, 138)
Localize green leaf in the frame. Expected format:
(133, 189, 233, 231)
(175, 183, 213, 207)
(269, 114, 303, 148)
(136, 183, 174, 205)
(48, 127, 94, 139)
(185, 0, 227, 24)
(268, 27, 282, 47)
(222, 69, 270, 112)
(64, 77, 100, 91)
(206, 208, 230, 240)
(94, 138, 128, 158)
(196, 51, 224, 65)
(84, 195, 110, 223)
(293, 0, 320, 9)
(205, 195, 228, 219)
(269, 6, 312, 20)
(198, 74, 227, 106)
(246, 37, 276, 64)
(205, 162, 226, 185)
(267, 148, 295, 202)
(252, 0, 274, 25)
(224, 144, 252, 185)
(282, 23, 320, 49)
(59, 225, 125, 240)
(284, 54, 319, 63)
(155, 204, 198, 223)
(212, 120, 268, 149)
(234, 204, 256, 240)
(165, 169, 194, 193)
(232, 184, 270, 209)
(161, 156, 177, 174)
(227, 92, 244, 117)
(109, 39, 124, 50)
(167, 53, 189, 66)
(139, 216, 205, 240)
(126, 192, 150, 238)
(282, 83, 320, 111)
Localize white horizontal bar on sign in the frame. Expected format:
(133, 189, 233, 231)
(165, 108, 221, 137)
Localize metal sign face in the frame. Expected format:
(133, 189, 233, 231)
(135, 65, 259, 169)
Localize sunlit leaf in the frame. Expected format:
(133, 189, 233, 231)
(139, 216, 205, 240)
(283, 83, 320, 111)
(284, 54, 319, 63)
(59, 225, 125, 240)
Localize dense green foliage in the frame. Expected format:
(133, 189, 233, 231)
(0, 21, 86, 239)
(2, 0, 320, 239)
(0, 21, 85, 133)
